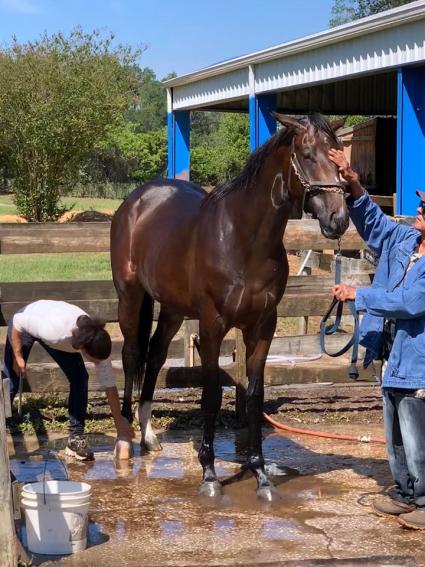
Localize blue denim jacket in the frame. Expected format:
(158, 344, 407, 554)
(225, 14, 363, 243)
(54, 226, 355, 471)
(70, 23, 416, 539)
(350, 192, 425, 389)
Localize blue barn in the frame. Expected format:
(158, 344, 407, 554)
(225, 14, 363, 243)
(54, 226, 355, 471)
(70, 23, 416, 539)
(164, 1, 425, 216)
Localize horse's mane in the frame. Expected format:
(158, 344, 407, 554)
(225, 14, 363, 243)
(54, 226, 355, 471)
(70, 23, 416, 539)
(202, 113, 337, 205)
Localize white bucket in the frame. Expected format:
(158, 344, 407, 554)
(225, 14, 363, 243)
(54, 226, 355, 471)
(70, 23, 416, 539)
(21, 480, 91, 555)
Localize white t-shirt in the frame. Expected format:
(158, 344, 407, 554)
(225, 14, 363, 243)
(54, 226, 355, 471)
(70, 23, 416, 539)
(13, 300, 115, 389)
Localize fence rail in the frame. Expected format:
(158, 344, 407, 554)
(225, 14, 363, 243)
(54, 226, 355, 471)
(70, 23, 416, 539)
(0, 220, 366, 254)
(0, 219, 379, 392)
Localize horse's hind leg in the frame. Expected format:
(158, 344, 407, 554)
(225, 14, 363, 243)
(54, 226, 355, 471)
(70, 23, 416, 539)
(138, 308, 184, 452)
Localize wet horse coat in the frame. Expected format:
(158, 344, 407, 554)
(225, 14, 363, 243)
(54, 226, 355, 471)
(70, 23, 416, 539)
(111, 113, 349, 498)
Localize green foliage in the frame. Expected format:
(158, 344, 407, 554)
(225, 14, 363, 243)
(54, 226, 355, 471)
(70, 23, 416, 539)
(102, 122, 167, 182)
(78, 66, 172, 191)
(126, 67, 168, 133)
(191, 113, 249, 187)
(191, 111, 222, 145)
(330, 0, 414, 26)
(345, 115, 370, 127)
(0, 29, 141, 221)
(190, 145, 221, 187)
(216, 113, 250, 181)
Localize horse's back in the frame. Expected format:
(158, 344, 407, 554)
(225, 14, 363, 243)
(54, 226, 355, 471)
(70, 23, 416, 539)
(111, 178, 206, 307)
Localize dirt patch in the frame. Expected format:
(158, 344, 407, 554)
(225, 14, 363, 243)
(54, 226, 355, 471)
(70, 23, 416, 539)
(7, 383, 383, 437)
(0, 214, 26, 222)
(67, 210, 114, 222)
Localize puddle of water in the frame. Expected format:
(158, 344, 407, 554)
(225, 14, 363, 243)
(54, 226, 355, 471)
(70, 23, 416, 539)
(146, 457, 185, 479)
(261, 518, 305, 541)
(10, 458, 67, 484)
(213, 519, 236, 530)
(115, 519, 126, 539)
(160, 519, 184, 540)
(82, 458, 142, 481)
(12, 428, 425, 566)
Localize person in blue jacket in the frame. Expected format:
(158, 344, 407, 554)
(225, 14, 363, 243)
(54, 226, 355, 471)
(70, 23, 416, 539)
(328, 148, 425, 531)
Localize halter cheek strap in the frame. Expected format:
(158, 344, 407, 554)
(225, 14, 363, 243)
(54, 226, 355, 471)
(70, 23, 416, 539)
(289, 138, 346, 197)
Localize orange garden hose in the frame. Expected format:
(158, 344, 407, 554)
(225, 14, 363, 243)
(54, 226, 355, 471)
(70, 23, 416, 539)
(263, 412, 386, 444)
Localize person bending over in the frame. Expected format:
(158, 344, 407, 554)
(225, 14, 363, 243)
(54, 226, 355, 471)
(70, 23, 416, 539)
(3, 300, 133, 461)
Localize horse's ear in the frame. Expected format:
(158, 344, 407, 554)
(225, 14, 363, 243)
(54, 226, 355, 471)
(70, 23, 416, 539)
(271, 112, 306, 132)
(329, 117, 347, 132)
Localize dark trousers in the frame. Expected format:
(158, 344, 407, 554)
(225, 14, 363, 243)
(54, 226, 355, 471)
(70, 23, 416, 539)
(383, 388, 425, 507)
(3, 327, 89, 436)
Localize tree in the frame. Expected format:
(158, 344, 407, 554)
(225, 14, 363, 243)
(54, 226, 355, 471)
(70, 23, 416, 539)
(330, 0, 413, 26)
(191, 113, 249, 187)
(101, 122, 167, 182)
(0, 29, 141, 221)
(126, 68, 176, 133)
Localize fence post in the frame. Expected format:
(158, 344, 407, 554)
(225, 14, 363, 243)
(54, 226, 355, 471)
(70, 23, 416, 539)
(0, 380, 17, 567)
(184, 319, 200, 367)
(234, 329, 247, 423)
(297, 253, 312, 335)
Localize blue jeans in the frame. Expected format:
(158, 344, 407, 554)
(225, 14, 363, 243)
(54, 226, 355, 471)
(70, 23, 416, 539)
(2, 325, 89, 436)
(383, 388, 425, 507)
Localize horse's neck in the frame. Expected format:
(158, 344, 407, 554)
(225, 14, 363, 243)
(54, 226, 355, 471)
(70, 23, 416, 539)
(226, 157, 291, 249)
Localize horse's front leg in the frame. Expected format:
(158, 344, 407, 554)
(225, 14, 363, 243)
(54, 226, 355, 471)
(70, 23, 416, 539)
(198, 311, 225, 497)
(115, 292, 143, 460)
(244, 309, 277, 501)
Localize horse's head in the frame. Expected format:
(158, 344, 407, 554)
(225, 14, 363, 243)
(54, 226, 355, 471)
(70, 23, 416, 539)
(273, 113, 349, 240)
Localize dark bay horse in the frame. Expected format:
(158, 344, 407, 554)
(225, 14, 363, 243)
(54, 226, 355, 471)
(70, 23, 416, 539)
(111, 113, 349, 500)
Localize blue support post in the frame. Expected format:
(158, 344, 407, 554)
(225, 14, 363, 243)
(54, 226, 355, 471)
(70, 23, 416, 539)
(249, 93, 277, 151)
(396, 66, 425, 215)
(167, 110, 190, 180)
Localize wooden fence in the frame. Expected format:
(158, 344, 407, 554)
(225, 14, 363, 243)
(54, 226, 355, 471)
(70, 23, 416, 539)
(0, 221, 378, 394)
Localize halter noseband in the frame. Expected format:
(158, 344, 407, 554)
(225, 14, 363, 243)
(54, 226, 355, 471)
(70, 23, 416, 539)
(290, 150, 346, 196)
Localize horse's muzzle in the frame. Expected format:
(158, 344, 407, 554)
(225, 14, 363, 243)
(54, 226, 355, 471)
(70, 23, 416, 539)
(319, 210, 349, 240)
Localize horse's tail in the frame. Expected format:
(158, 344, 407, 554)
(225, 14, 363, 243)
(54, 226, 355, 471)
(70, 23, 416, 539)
(136, 292, 154, 392)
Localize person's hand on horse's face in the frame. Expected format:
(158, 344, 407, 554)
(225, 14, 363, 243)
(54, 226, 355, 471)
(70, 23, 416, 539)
(328, 149, 359, 186)
(332, 284, 356, 302)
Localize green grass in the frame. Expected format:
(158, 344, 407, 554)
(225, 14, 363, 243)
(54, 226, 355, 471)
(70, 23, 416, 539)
(61, 195, 122, 213)
(0, 252, 112, 281)
(0, 194, 122, 217)
(0, 195, 16, 216)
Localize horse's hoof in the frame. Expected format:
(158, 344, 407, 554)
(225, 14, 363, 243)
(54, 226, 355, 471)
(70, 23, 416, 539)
(199, 480, 222, 498)
(114, 439, 133, 460)
(257, 485, 280, 502)
(141, 437, 162, 453)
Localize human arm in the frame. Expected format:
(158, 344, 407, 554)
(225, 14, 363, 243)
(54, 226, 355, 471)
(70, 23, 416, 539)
(328, 149, 412, 256)
(355, 279, 425, 319)
(105, 386, 134, 440)
(10, 324, 26, 375)
(94, 359, 134, 439)
(334, 278, 425, 319)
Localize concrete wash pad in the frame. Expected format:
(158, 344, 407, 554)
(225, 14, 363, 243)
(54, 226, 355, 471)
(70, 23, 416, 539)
(9, 427, 425, 566)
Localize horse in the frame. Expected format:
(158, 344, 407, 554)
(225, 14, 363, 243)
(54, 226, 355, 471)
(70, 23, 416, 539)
(110, 113, 349, 500)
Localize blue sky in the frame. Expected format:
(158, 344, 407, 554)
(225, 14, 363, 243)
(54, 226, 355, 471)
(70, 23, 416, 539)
(0, 0, 334, 79)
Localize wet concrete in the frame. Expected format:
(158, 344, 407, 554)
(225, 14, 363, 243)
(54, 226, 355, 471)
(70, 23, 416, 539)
(9, 428, 425, 566)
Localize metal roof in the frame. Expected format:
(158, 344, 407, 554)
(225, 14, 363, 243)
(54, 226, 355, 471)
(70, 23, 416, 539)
(164, 1, 425, 113)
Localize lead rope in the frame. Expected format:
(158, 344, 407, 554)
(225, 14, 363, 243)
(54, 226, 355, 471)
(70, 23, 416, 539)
(319, 240, 360, 380)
